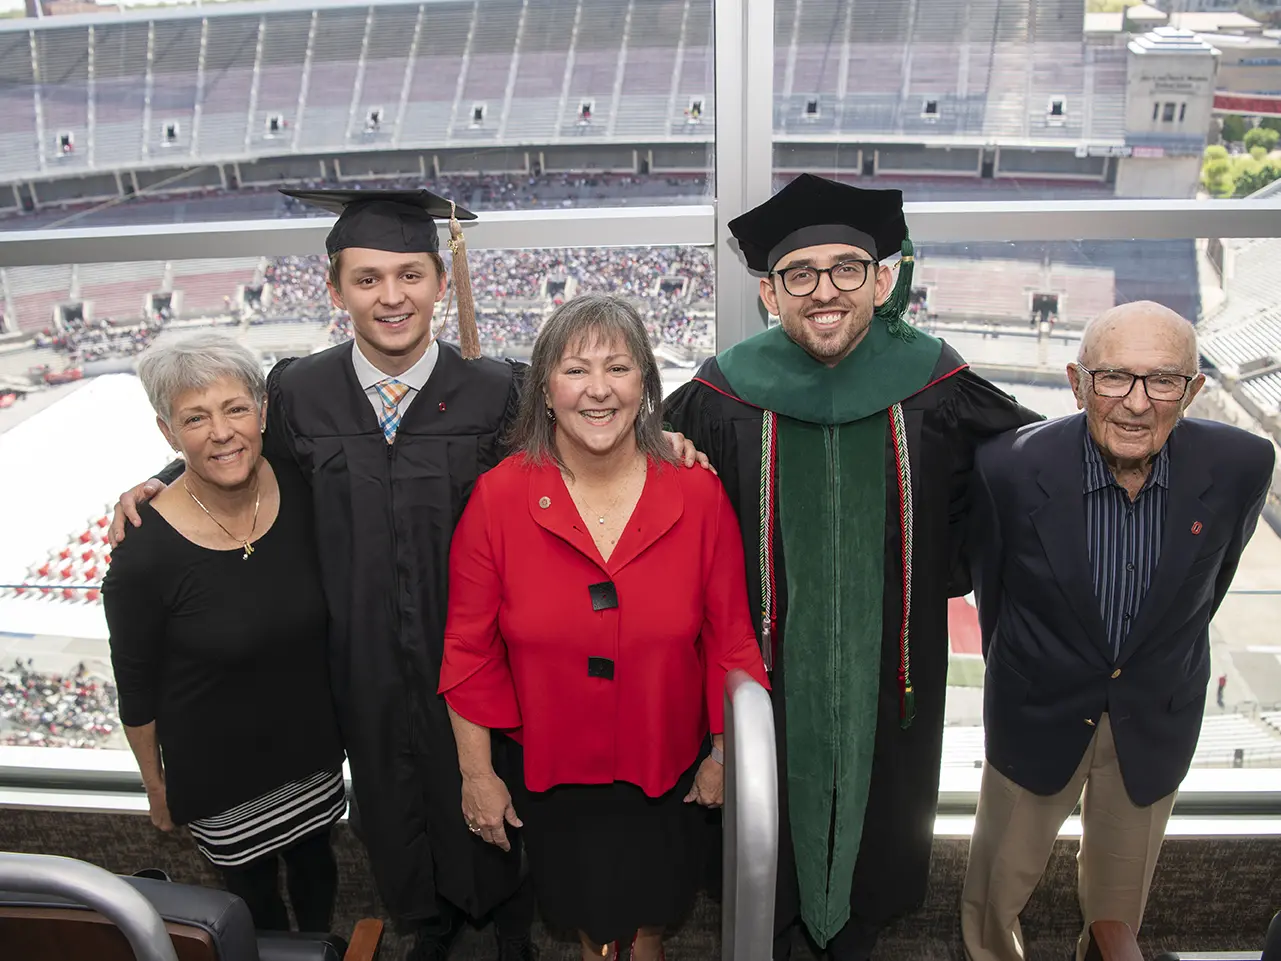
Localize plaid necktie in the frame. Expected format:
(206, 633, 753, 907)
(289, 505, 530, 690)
(373, 377, 411, 444)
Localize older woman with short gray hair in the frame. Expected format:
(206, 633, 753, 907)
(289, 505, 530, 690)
(104, 332, 345, 933)
(440, 295, 769, 961)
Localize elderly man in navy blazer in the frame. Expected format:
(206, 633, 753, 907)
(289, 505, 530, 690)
(961, 301, 1275, 961)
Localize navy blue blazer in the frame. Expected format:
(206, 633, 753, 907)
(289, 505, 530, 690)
(969, 413, 1273, 805)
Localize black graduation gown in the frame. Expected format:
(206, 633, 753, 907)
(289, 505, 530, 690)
(263, 340, 525, 925)
(663, 341, 1041, 931)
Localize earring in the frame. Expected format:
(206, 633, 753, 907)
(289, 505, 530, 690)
(546, 407, 556, 422)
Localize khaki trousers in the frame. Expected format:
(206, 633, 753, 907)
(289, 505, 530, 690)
(961, 714, 1176, 961)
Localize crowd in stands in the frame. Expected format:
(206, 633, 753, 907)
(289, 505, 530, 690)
(254, 245, 716, 351)
(0, 659, 118, 749)
(34, 311, 166, 364)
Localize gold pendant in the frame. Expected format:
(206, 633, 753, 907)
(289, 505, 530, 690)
(242, 542, 254, 560)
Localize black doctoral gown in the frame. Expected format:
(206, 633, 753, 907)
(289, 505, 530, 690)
(263, 340, 525, 925)
(663, 341, 1040, 932)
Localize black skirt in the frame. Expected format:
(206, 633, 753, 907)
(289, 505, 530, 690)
(501, 739, 706, 946)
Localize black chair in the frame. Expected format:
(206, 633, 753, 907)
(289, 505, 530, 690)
(0, 851, 382, 961)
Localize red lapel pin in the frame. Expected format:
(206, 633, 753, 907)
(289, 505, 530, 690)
(439, 402, 447, 412)
(1191, 521, 1203, 535)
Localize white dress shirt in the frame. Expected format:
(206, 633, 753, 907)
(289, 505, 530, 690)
(350, 338, 440, 423)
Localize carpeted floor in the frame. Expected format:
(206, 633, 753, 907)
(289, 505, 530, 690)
(0, 810, 1276, 959)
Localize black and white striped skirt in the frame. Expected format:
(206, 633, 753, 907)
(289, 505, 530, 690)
(187, 769, 347, 868)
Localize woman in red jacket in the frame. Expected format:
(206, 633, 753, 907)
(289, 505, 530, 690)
(440, 294, 769, 961)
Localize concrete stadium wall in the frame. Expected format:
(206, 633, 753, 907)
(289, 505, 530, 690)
(436, 148, 531, 174)
(31, 174, 119, 207)
(649, 144, 713, 172)
(238, 157, 329, 185)
(877, 145, 983, 174)
(773, 142, 862, 173)
(334, 152, 427, 180)
(996, 148, 1107, 178)
(541, 146, 638, 173)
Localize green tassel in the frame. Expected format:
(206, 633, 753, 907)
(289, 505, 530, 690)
(900, 685, 916, 729)
(876, 233, 917, 342)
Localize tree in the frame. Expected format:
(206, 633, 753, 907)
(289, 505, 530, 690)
(1201, 145, 1234, 197)
(1220, 114, 1248, 144)
(1234, 157, 1281, 197)
(1244, 126, 1280, 152)
(1262, 117, 1281, 135)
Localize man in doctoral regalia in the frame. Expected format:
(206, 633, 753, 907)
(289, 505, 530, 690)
(664, 174, 1042, 961)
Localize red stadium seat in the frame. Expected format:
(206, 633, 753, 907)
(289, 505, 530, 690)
(78, 531, 91, 544)
(85, 589, 100, 602)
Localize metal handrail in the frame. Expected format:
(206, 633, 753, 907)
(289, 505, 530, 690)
(0, 851, 180, 961)
(722, 668, 778, 961)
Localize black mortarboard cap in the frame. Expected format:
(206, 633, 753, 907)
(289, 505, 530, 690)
(728, 174, 908, 272)
(279, 188, 477, 257)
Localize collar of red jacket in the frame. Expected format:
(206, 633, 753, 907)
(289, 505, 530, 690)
(522, 454, 686, 576)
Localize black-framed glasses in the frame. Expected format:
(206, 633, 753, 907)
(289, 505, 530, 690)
(772, 259, 875, 297)
(1077, 365, 1195, 402)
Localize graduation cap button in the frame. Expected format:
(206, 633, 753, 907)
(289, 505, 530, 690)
(538, 496, 551, 509)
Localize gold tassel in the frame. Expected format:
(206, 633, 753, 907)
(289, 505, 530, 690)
(447, 201, 482, 360)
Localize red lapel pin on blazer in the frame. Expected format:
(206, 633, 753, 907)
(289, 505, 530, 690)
(1191, 521, 1203, 535)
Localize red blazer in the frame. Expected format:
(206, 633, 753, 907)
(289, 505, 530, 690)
(439, 453, 769, 796)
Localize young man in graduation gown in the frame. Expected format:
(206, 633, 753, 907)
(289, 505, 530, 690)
(111, 190, 533, 961)
(663, 174, 1042, 961)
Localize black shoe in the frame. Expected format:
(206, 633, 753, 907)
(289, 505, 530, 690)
(409, 919, 463, 961)
(496, 934, 539, 961)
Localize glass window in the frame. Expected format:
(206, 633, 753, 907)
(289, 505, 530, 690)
(773, 0, 1221, 201)
(0, 0, 714, 232)
(0, 245, 714, 753)
(931, 238, 1281, 772)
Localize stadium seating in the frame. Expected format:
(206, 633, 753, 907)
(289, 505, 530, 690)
(0, 0, 1126, 180)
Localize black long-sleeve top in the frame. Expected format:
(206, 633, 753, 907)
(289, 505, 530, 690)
(102, 461, 343, 825)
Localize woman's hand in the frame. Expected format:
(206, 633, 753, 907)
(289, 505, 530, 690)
(461, 771, 521, 852)
(146, 783, 174, 833)
(684, 755, 724, 808)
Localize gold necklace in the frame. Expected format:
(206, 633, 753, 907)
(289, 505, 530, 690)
(571, 459, 642, 526)
(184, 479, 261, 560)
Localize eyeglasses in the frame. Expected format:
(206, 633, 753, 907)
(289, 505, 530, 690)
(1076, 365, 1195, 402)
(771, 259, 875, 298)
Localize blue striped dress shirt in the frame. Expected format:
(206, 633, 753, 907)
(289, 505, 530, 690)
(1083, 430, 1170, 659)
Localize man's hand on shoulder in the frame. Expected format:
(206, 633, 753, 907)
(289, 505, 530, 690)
(109, 479, 168, 548)
(663, 430, 716, 474)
